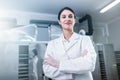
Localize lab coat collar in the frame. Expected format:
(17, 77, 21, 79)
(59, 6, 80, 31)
(60, 32, 80, 42)
(60, 32, 80, 52)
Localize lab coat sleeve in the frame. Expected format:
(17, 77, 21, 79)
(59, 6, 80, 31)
(43, 41, 70, 79)
(59, 36, 97, 74)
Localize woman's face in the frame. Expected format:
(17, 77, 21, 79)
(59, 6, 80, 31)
(58, 10, 75, 31)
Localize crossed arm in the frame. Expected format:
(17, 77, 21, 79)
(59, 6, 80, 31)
(43, 36, 97, 78)
(43, 49, 88, 68)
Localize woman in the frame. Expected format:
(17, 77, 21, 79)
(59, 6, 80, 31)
(30, 49, 38, 80)
(43, 7, 97, 80)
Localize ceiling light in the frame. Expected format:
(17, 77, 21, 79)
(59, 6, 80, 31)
(100, 0, 120, 13)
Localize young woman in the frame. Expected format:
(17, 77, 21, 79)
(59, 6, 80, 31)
(43, 7, 97, 80)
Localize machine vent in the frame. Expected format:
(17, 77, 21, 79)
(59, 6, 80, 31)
(115, 51, 120, 80)
(99, 51, 107, 80)
(18, 45, 29, 80)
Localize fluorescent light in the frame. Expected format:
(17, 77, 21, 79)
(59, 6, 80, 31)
(100, 0, 120, 13)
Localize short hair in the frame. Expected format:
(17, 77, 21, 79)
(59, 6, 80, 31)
(58, 7, 76, 20)
(32, 49, 38, 55)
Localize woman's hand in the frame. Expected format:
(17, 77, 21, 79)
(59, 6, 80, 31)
(81, 49, 88, 56)
(43, 54, 59, 68)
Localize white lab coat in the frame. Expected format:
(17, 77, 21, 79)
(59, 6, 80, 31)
(43, 33, 97, 80)
(30, 56, 38, 80)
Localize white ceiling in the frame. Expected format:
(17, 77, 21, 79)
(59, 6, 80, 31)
(0, 0, 120, 23)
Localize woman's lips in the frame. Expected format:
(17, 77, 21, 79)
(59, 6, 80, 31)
(64, 22, 72, 25)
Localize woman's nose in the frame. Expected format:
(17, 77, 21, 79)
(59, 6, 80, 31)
(65, 16, 71, 20)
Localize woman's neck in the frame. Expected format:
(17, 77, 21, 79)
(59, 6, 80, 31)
(63, 30, 73, 41)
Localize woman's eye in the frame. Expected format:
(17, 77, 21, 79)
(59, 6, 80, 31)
(62, 15, 66, 18)
(69, 15, 73, 18)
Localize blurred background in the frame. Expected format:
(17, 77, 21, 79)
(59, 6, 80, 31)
(0, 0, 120, 80)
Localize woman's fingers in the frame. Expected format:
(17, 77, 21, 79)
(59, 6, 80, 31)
(81, 49, 88, 56)
(43, 54, 53, 64)
(43, 54, 59, 68)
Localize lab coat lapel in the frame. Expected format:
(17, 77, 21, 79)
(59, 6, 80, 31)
(57, 38, 66, 54)
(65, 39, 78, 52)
(65, 33, 80, 52)
(58, 33, 80, 53)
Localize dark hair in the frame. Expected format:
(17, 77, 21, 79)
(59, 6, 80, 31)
(32, 49, 38, 56)
(58, 7, 76, 20)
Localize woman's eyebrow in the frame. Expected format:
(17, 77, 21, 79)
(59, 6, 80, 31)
(69, 14, 73, 15)
(61, 14, 66, 16)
